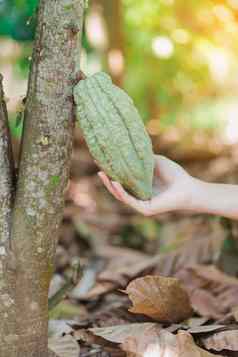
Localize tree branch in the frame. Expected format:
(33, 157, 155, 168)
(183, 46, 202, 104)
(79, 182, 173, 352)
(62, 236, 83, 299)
(0, 75, 15, 243)
(9, 0, 85, 355)
(0, 76, 17, 357)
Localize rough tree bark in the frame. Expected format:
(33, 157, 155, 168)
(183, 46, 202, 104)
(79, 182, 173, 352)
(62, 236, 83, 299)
(0, 0, 85, 356)
(0, 75, 17, 356)
(0, 76, 15, 242)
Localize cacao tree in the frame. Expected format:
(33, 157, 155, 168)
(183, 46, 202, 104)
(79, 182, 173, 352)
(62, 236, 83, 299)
(0, 0, 85, 356)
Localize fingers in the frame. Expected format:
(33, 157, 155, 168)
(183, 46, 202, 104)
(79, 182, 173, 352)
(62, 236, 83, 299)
(98, 172, 155, 216)
(154, 155, 187, 186)
(98, 169, 178, 216)
(154, 155, 170, 182)
(98, 172, 122, 201)
(111, 182, 155, 216)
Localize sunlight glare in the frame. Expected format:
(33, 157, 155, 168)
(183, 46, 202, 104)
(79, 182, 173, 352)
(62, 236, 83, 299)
(108, 49, 124, 77)
(225, 105, 238, 144)
(172, 29, 190, 44)
(207, 49, 230, 83)
(161, 0, 174, 5)
(86, 6, 108, 50)
(228, 0, 238, 9)
(213, 5, 233, 22)
(152, 36, 174, 59)
(143, 343, 176, 357)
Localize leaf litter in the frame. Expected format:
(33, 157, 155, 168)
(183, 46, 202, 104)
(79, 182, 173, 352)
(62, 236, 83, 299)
(49, 132, 238, 356)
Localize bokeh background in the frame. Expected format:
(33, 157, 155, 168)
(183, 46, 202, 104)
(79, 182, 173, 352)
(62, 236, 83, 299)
(1, 0, 238, 323)
(2, 0, 238, 154)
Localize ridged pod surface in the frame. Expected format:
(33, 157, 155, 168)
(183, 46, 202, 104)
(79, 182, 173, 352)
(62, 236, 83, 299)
(73, 72, 154, 200)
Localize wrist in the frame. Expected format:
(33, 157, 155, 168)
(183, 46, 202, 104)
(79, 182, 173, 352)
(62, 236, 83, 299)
(178, 175, 238, 219)
(184, 177, 210, 213)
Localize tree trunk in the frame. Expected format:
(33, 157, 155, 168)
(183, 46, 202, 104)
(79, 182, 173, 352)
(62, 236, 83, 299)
(102, 0, 125, 87)
(0, 74, 17, 356)
(0, 1, 85, 356)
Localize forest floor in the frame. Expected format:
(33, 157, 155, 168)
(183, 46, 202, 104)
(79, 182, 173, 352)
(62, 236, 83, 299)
(48, 129, 238, 357)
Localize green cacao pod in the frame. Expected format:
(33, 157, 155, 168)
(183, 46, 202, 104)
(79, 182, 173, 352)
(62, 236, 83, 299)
(73, 72, 154, 200)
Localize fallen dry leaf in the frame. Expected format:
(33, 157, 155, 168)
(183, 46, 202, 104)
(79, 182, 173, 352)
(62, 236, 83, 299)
(48, 320, 74, 337)
(122, 329, 223, 357)
(187, 324, 225, 334)
(122, 328, 177, 357)
(232, 306, 238, 322)
(166, 324, 188, 333)
(192, 265, 238, 287)
(176, 265, 238, 319)
(189, 288, 225, 320)
(154, 219, 224, 277)
(75, 219, 225, 302)
(48, 335, 80, 357)
(90, 325, 223, 357)
(177, 331, 223, 357)
(201, 330, 238, 352)
(78, 246, 154, 300)
(90, 323, 161, 344)
(73, 328, 99, 345)
(97, 246, 153, 286)
(76, 281, 115, 300)
(185, 317, 208, 329)
(125, 275, 193, 323)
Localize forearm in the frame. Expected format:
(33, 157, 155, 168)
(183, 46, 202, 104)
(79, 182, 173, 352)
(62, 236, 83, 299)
(188, 178, 238, 220)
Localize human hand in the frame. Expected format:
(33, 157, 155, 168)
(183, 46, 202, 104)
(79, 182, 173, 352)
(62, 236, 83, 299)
(98, 155, 195, 216)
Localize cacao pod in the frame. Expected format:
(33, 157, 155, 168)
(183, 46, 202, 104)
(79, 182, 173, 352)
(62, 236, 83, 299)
(73, 72, 154, 200)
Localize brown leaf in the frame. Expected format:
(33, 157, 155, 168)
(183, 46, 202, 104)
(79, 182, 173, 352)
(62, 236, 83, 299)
(166, 324, 188, 333)
(77, 219, 225, 302)
(232, 306, 238, 322)
(73, 328, 102, 345)
(119, 328, 222, 357)
(154, 219, 225, 277)
(190, 288, 225, 320)
(185, 317, 209, 329)
(48, 320, 74, 337)
(98, 247, 152, 285)
(177, 331, 223, 357)
(78, 219, 225, 301)
(90, 323, 161, 344)
(176, 265, 238, 319)
(89, 324, 223, 357)
(122, 328, 177, 357)
(48, 335, 80, 357)
(80, 247, 155, 300)
(201, 330, 238, 352)
(188, 325, 225, 334)
(125, 275, 193, 323)
(192, 265, 238, 287)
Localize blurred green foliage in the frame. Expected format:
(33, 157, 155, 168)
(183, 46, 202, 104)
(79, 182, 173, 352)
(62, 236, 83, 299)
(8, 113, 23, 138)
(122, 0, 238, 126)
(0, 0, 37, 40)
(115, 218, 161, 252)
(14, 43, 33, 76)
(1, 0, 238, 138)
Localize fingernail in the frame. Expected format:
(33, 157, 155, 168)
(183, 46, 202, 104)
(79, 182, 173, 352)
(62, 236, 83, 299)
(111, 181, 118, 188)
(112, 181, 121, 189)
